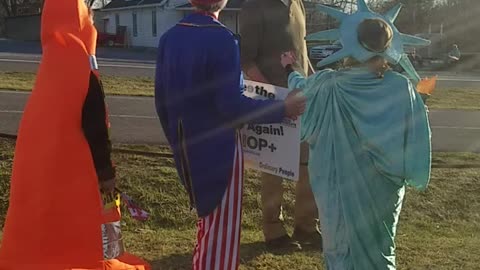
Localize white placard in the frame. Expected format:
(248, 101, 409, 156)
(240, 80, 300, 181)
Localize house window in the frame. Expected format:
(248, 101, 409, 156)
(115, 13, 120, 28)
(132, 12, 138, 37)
(152, 10, 157, 37)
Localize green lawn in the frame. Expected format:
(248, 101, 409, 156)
(427, 88, 480, 110)
(0, 138, 479, 269)
(1, 71, 480, 110)
(0, 72, 154, 96)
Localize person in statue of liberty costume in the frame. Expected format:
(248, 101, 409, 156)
(279, 1, 433, 269)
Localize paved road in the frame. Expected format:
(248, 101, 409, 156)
(0, 38, 157, 61)
(1, 90, 480, 152)
(0, 90, 165, 144)
(1, 53, 480, 88)
(0, 53, 156, 78)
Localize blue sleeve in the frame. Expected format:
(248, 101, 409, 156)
(212, 33, 285, 124)
(404, 80, 432, 191)
(154, 36, 171, 144)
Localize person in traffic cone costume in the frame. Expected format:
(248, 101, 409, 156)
(0, 0, 150, 269)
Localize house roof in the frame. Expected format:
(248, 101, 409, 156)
(175, 0, 245, 10)
(103, 0, 335, 11)
(103, 0, 166, 10)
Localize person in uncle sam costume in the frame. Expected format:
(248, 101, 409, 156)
(154, 0, 306, 269)
(280, 0, 434, 269)
(0, 0, 150, 269)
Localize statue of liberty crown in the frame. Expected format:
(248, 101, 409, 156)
(308, 0, 431, 83)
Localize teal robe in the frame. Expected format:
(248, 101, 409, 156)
(288, 68, 431, 270)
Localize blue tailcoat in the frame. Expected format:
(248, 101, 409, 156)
(155, 13, 285, 217)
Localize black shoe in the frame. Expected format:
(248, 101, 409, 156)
(265, 235, 302, 254)
(292, 229, 323, 251)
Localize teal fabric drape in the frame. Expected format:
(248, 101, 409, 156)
(288, 68, 431, 269)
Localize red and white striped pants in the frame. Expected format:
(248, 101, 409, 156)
(192, 137, 244, 270)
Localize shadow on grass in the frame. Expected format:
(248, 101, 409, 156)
(150, 241, 301, 270)
(150, 253, 191, 270)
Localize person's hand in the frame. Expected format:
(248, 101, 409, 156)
(100, 178, 116, 194)
(284, 89, 306, 120)
(281, 51, 297, 68)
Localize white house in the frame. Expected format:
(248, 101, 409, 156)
(100, 0, 244, 48)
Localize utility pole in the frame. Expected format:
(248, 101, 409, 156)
(413, 9, 416, 30)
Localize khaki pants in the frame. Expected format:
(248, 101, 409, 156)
(261, 142, 319, 241)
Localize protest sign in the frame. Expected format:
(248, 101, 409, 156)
(241, 80, 300, 181)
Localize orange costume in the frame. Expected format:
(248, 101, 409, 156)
(0, 0, 150, 269)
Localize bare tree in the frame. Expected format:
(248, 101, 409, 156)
(373, 0, 480, 52)
(0, 0, 42, 16)
(434, 0, 480, 51)
(0, 0, 19, 16)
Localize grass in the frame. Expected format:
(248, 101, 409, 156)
(427, 88, 480, 110)
(1, 138, 479, 269)
(1, 71, 480, 110)
(0, 72, 154, 96)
